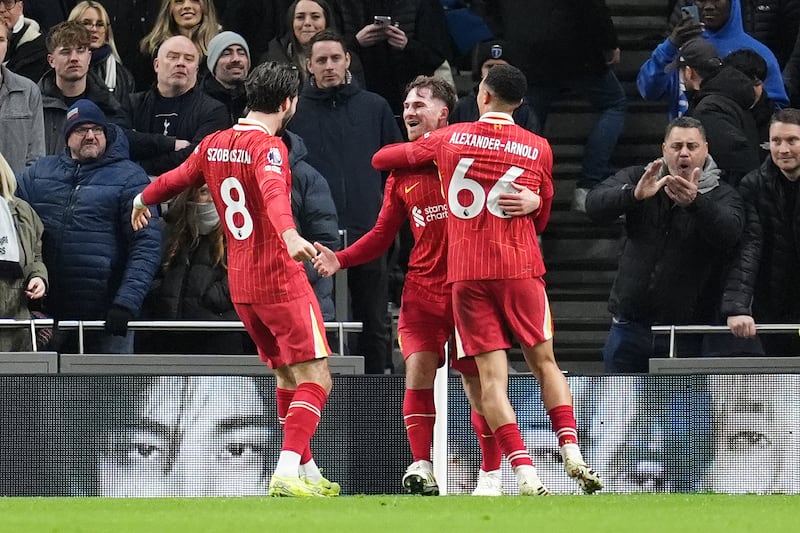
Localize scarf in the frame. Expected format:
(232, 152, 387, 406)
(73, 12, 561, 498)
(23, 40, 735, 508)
(0, 197, 23, 279)
(659, 155, 721, 194)
(91, 44, 117, 92)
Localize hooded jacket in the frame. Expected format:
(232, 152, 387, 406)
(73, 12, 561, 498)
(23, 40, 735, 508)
(16, 125, 161, 320)
(585, 157, 745, 324)
(289, 80, 402, 241)
(687, 66, 762, 186)
(638, 0, 788, 118)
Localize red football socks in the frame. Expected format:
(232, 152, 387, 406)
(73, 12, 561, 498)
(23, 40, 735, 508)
(403, 388, 436, 462)
(548, 405, 579, 447)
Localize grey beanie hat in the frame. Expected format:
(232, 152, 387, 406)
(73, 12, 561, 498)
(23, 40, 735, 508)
(206, 31, 251, 72)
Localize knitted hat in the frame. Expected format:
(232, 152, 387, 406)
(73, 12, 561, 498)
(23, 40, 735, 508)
(206, 31, 251, 73)
(64, 99, 108, 140)
(471, 40, 514, 82)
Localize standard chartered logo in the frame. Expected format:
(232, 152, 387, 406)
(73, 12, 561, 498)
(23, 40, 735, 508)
(412, 206, 426, 227)
(415, 204, 448, 227)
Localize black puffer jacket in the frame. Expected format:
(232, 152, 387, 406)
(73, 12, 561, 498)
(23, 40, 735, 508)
(284, 131, 340, 321)
(722, 158, 800, 322)
(586, 160, 745, 324)
(687, 66, 762, 186)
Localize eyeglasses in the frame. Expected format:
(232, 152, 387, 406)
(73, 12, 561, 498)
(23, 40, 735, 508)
(0, 1, 19, 16)
(80, 20, 107, 29)
(73, 125, 105, 137)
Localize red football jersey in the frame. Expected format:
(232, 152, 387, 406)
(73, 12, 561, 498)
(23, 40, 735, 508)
(336, 163, 449, 301)
(142, 118, 311, 304)
(373, 112, 554, 282)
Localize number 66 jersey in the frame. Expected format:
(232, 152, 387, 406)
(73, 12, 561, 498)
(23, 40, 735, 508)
(141, 118, 312, 304)
(372, 112, 554, 283)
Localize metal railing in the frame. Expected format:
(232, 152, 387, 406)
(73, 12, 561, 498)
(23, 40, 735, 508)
(0, 319, 362, 355)
(651, 324, 800, 358)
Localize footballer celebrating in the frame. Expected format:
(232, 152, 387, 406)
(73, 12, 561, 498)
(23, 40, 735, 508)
(131, 62, 338, 498)
(314, 75, 540, 496)
(372, 64, 603, 495)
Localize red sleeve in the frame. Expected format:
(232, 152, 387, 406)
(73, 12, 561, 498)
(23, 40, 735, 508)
(337, 175, 406, 268)
(141, 145, 206, 205)
(372, 131, 441, 171)
(533, 143, 554, 233)
(258, 143, 295, 235)
(534, 195, 552, 234)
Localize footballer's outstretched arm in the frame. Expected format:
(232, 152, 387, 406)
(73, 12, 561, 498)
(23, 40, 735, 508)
(372, 137, 437, 171)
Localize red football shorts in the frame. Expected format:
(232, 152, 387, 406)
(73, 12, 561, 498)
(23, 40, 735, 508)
(235, 294, 330, 369)
(397, 291, 453, 365)
(397, 286, 477, 375)
(451, 277, 553, 357)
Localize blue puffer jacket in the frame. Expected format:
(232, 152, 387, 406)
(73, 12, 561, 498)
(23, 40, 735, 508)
(16, 125, 161, 319)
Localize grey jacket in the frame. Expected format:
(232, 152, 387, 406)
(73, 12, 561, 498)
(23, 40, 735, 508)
(0, 66, 44, 173)
(0, 197, 47, 351)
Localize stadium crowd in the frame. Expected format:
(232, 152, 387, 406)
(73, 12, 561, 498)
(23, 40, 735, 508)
(3, 0, 800, 496)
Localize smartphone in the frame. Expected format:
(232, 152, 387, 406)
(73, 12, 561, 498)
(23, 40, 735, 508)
(681, 5, 700, 22)
(374, 15, 392, 25)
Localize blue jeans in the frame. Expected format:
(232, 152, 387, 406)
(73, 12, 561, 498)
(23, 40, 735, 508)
(602, 318, 703, 374)
(527, 69, 627, 188)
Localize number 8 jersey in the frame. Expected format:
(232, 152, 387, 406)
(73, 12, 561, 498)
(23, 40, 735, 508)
(372, 112, 554, 283)
(142, 118, 312, 304)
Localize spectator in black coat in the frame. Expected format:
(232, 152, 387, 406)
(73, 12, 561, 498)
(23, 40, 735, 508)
(123, 35, 228, 175)
(290, 30, 403, 373)
(723, 108, 800, 355)
(1, 0, 49, 83)
(39, 21, 128, 155)
(725, 47, 774, 152)
(284, 130, 340, 322)
(585, 116, 745, 372)
(677, 38, 762, 186)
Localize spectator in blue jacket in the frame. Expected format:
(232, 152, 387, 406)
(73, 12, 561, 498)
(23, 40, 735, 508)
(16, 99, 161, 353)
(638, 0, 788, 119)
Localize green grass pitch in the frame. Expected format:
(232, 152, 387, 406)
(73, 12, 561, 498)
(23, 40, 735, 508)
(1, 494, 796, 533)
